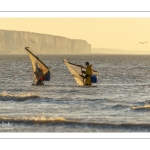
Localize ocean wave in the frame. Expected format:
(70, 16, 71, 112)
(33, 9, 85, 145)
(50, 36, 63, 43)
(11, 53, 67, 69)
(0, 116, 66, 123)
(0, 91, 40, 101)
(111, 104, 129, 109)
(0, 116, 150, 131)
(131, 104, 150, 110)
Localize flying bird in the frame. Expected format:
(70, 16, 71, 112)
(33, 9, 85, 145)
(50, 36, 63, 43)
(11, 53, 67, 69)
(139, 41, 147, 44)
(139, 42, 144, 44)
(30, 40, 35, 43)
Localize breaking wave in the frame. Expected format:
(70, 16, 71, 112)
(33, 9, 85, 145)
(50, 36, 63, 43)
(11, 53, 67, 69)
(0, 116, 150, 131)
(0, 91, 40, 101)
(0, 116, 66, 123)
(131, 103, 150, 110)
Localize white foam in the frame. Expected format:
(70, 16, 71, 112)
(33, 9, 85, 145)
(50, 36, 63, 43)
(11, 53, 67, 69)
(0, 91, 40, 98)
(0, 116, 66, 122)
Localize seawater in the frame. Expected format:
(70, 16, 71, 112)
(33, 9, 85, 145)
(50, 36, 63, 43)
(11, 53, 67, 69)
(0, 54, 150, 132)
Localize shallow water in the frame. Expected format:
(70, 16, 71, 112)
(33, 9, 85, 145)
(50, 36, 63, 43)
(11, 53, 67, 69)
(0, 54, 150, 132)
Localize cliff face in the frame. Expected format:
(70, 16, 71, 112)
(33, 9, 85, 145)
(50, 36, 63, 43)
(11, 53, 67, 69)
(0, 30, 91, 54)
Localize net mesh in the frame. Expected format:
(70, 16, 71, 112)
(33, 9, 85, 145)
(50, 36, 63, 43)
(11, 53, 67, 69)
(26, 47, 49, 85)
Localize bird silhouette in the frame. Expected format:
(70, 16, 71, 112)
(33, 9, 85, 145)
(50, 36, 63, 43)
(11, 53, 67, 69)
(139, 42, 144, 44)
(139, 41, 147, 44)
(30, 40, 35, 43)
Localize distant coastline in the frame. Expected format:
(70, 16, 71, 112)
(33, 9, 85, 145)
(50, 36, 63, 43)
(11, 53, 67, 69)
(91, 48, 150, 55)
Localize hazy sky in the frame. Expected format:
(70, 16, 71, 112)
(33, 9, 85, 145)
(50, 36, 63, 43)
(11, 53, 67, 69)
(0, 18, 150, 53)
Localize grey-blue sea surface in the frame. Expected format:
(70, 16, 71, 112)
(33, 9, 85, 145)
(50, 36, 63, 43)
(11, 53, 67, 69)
(0, 54, 150, 132)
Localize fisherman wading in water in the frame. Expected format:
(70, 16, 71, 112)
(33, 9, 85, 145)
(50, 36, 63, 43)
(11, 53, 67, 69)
(34, 62, 44, 85)
(82, 62, 93, 86)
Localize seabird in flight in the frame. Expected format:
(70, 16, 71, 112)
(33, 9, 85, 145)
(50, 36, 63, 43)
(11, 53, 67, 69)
(139, 41, 147, 44)
(31, 40, 35, 43)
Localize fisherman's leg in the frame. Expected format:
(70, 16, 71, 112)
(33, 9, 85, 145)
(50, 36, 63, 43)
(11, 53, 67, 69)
(41, 81, 44, 85)
(36, 80, 42, 85)
(85, 76, 91, 86)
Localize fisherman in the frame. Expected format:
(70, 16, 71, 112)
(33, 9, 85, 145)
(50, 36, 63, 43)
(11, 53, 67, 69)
(82, 62, 93, 86)
(34, 62, 44, 85)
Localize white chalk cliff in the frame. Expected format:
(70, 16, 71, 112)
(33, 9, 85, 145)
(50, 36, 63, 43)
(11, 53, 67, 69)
(0, 30, 91, 54)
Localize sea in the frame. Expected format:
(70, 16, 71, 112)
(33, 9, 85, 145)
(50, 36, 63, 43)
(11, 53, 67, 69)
(1, 54, 150, 132)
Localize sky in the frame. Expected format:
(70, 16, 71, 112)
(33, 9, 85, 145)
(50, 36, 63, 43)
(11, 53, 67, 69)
(0, 18, 150, 54)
